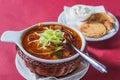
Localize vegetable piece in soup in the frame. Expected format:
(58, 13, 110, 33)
(22, 24, 82, 60)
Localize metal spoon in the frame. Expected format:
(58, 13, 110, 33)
(63, 29, 107, 73)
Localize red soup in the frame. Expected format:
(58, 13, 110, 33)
(22, 24, 82, 60)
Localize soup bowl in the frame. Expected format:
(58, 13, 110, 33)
(1, 22, 86, 77)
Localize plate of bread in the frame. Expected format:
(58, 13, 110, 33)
(58, 5, 119, 41)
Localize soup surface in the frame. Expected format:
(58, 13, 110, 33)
(22, 24, 82, 60)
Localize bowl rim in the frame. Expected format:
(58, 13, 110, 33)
(18, 22, 86, 64)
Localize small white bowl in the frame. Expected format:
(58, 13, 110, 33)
(69, 5, 92, 21)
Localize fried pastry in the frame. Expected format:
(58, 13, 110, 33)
(104, 21, 114, 32)
(79, 22, 107, 38)
(87, 12, 115, 24)
(79, 12, 115, 38)
(87, 12, 115, 32)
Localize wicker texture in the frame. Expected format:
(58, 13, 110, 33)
(16, 47, 82, 77)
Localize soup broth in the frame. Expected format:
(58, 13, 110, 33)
(22, 24, 82, 60)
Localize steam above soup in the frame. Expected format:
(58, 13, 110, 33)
(22, 24, 82, 60)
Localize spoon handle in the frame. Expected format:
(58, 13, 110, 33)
(71, 44, 107, 73)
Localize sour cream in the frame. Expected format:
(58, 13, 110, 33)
(70, 5, 92, 21)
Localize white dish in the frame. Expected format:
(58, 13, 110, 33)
(58, 11, 119, 41)
(15, 54, 89, 80)
(67, 5, 92, 22)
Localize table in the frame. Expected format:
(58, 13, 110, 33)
(0, 0, 120, 80)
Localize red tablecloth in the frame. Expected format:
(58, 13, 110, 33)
(0, 0, 120, 80)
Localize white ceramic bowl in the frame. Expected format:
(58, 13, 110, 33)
(1, 22, 88, 77)
(1, 22, 86, 63)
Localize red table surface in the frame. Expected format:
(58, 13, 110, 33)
(0, 0, 120, 80)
